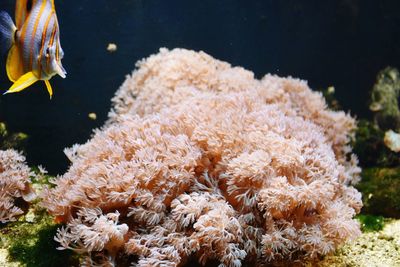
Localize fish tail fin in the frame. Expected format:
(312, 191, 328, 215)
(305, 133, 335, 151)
(0, 11, 16, 55)
(3, 72, 38, 95)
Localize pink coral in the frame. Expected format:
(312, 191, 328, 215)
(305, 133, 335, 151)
(0, 149, 35, 223)
(43, 48, 362, 266)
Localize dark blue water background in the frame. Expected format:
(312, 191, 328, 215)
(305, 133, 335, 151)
(0, 0, 399, 175)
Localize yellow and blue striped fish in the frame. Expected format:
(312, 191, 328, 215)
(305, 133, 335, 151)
(0, 0, 66, 98)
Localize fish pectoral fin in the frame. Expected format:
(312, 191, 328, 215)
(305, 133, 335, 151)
(44, 80, 53, 99)
(6, 45, 24, 82)
(4, 72, 38, 95)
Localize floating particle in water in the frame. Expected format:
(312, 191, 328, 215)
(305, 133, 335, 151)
(88, 113, 97, 120)
(107, 43, 117, 52)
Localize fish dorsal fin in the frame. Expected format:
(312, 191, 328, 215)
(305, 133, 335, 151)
(6, 45, 24, 82)
(15, 0, 34, 29)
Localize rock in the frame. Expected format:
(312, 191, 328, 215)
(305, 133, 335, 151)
(384, 129, 400, 152)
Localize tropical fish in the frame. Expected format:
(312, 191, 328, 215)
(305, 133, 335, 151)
(0, 0, 66, 98)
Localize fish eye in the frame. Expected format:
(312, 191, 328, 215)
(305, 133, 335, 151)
(45, 47, 50, 57)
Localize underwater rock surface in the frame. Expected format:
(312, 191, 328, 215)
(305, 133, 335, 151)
(0, 122, 28, 152)
(357, 167, 400, 218)
(369, 67, 400, 132)
(0, 207, 77, 267)
(40, 48, 362, 266)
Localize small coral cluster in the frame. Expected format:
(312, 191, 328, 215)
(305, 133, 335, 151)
(0, 149, 34, 223)
(42, 48, 363, 266)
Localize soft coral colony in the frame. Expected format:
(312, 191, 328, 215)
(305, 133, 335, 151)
(40, 48, 362, 266)
(0, 149, 35, 223)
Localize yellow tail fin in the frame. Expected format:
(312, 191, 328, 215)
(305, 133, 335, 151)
(4, 71, 38, 94)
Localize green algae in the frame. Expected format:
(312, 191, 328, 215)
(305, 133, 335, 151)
(353, 119, 400, 219)
(0, 208, 78, 267)
(356, 214, 385, 232)
(356, 167, 400, 218)
(0, 122, 28, 151)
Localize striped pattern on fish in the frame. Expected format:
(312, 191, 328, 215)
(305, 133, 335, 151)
(0, 0, 66, 98)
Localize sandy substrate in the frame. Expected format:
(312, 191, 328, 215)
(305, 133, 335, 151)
(320, 219, 400, 267)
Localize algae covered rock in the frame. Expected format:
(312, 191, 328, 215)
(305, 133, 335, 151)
(356, 167, 400, 218)
(0, 122, 28, 151)
(369, 67, 400, 131)
(353, 119, 400, 167)
(353, 67, 400, 219)
(0, 208, 77, 267)
(356, 214, 385, 232)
